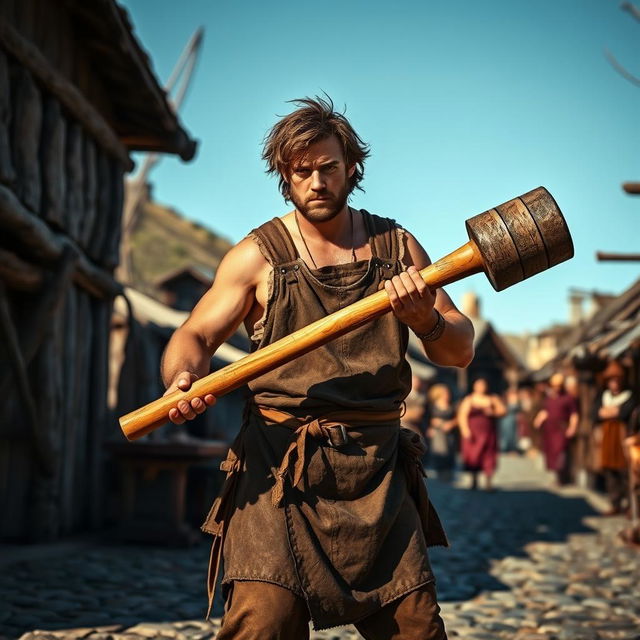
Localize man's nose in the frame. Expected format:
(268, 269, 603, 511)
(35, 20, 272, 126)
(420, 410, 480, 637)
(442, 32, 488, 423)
(310, 170, 325, 190)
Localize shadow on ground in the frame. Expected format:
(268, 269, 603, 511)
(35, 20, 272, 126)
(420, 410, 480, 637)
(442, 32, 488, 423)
(426, 476, 599, 601)
(0, 466, 600, 639)
(0, 538, 215, 639)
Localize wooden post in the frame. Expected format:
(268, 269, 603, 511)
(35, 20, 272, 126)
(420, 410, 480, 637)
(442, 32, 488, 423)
(87, 299, 111, 528)
(80, 135, 97, 250)
(89, 150, 110, 263)
(0, 280, 54, 476)
(71, 289, 93, 529)
(30, 322, 61, 540)
(0, 49, 15, 187)
(65, 121, 83, 241)
(11, 65, 42, 213)
(59, 284, 78, 533)
(40, 95, 66, 228)
(104, 159, 125, 270)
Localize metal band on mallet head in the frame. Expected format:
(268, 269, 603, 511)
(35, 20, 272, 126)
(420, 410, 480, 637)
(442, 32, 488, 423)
(465, 186, 573, 291)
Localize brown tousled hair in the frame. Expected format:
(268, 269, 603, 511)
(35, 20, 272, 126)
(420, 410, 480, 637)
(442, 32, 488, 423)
(262, 95, 370, 201)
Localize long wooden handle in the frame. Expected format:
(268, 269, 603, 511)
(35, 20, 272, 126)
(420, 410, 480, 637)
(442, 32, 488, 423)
(119, 241, 484, 440)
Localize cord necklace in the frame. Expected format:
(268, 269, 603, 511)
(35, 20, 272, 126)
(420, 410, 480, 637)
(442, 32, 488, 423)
(294, 206, 356, 269)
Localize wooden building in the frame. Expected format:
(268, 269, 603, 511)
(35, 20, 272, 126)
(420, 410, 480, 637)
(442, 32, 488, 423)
(108, 286, 248, 545)
(111, 287, 250, 444)
(427, 292, 525, 399)
(0, 0, 196, 541)
(525, 279, 640, 485)
(156, 264, 215, 311)
(568, 278, 640, 485)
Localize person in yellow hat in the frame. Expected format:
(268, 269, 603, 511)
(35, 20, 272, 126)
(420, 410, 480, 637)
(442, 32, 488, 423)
(592, 361, 635, 515)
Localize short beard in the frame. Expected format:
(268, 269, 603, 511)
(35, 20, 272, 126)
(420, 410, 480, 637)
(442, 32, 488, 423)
(290, 182, 350, 223)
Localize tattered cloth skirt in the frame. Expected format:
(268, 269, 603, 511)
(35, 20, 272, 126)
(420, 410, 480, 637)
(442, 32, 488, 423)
(201, 401, 449, 630)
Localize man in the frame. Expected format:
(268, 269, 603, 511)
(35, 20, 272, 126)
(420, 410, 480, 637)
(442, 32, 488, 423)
(161, 96, 474, 639)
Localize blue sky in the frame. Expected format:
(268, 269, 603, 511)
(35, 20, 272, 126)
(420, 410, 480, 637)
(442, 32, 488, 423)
(121, 0, 640, 335)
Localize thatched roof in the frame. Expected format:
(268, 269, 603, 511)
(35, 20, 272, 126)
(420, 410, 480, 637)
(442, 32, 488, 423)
(531, 278, 640, 379)
(155, 264, 215, 289)
(572, 278, 640, 359)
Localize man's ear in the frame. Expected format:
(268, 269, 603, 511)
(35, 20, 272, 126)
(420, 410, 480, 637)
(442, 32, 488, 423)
(347, 164, 356, 178)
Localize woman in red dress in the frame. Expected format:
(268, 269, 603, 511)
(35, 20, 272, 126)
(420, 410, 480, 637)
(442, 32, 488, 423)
(534, 373, 579, 485)
(458, 378, 506, 490)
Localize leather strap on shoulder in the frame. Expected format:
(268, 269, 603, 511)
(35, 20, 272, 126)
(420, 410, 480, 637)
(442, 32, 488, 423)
(248, 217, 298, 266)
(362, 210, 404, 261)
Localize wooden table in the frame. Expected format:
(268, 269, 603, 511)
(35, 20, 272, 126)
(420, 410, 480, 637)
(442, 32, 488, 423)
(108, 440, 228, 546)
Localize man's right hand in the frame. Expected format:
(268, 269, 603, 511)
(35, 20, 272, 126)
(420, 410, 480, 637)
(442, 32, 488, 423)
(164, 372, 216, 424)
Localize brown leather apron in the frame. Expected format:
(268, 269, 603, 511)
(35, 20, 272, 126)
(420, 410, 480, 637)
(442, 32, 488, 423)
(201, 210, 448, 630)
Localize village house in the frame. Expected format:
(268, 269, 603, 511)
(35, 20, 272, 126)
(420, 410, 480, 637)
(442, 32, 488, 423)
(0, 0, 196, 541)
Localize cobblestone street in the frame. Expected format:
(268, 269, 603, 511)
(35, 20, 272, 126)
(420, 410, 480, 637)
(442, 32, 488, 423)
(1, 454, 638, 640)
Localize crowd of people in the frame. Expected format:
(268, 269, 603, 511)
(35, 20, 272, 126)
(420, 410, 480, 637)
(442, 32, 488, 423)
(402, 366, 640, 516)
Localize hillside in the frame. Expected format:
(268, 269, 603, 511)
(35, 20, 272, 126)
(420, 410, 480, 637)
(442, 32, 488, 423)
(128, 189, 232, 297)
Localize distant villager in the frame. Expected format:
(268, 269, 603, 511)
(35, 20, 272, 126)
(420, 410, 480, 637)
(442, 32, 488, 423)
(427, 384, 458, 482)
(499, 386, 522, 454)
(534, 373, 579, 485)
(565, 374, 579, 399)
(458, 377, 506, 490)
(592, 361, 635, 515)
(515, 385, 537, 456)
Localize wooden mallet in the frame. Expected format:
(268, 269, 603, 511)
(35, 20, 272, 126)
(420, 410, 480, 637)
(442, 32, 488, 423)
(119, 186, 573, 441)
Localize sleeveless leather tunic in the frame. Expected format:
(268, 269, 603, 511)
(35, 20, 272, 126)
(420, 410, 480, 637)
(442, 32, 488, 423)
(201, 209, 448, 630)
(247, 209, 412, 412)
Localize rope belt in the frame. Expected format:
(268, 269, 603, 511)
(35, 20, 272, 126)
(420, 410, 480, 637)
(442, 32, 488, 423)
(257, 404, 404, 507)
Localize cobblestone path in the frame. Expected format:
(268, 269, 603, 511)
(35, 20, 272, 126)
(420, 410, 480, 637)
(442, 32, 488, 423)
(1, 454, 638, 640)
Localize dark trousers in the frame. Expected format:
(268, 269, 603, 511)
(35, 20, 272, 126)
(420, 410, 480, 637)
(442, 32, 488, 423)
(216, 580, 448, 640)
(604, 467, 628, 511)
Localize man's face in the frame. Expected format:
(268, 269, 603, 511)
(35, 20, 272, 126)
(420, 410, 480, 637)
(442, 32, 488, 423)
(607, 377, 622, 394)
(472, 378, 488, 395)
(286, 135, 355, 223)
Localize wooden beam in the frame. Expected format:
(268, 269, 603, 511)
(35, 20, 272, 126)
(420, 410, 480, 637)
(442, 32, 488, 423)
(0, 16, 133, 170)
(0, 183, 122, 299)
(119, 132, 196, 161)
(0, 280, 55, 476)
(0, 247, 43, 290)
(596, 251, 640, 262)
(622, 182, 640, 195)
(0, 246, 77, 406)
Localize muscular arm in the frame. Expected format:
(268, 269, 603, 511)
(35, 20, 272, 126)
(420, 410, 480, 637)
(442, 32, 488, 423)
(160, 237, 268, 422)
(386, 229, 474, 368)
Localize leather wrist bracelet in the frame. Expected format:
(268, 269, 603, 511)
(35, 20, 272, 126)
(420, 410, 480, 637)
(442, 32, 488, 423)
(413, 309, 446, 342)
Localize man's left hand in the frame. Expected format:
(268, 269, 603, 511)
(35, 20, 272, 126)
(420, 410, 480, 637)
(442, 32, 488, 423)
(384, 265, 437, 334)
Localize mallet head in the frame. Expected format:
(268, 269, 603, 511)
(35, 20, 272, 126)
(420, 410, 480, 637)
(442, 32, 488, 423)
(465, 186, 573, 291)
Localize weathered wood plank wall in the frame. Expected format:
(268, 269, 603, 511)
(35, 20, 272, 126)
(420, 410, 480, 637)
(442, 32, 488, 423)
(0, 0, 128, 540)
